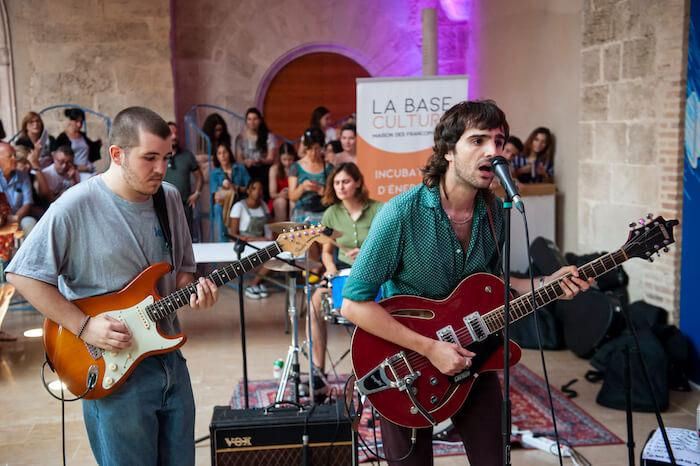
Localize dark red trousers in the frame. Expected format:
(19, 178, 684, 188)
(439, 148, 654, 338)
(379, 371, 504, 466)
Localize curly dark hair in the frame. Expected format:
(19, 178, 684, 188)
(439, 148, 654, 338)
(422, 100, 509, 188)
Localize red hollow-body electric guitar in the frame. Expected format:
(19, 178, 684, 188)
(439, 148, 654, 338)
(351, 216, 678, 428)
(43, 225, 333, 400)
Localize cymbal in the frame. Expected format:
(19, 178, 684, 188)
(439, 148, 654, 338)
(264, 258, 323, 273)
(268, 221, 304, 235)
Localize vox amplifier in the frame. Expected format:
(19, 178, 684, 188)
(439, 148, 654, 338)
(210, 401, 357, 466)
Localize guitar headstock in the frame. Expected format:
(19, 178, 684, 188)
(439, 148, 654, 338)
(276, 224, 335, 256)
(623, 214, 679, 261)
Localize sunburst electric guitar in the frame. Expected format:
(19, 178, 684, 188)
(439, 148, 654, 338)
(44, 225, 333, 399)
(351, 215, 678, 428)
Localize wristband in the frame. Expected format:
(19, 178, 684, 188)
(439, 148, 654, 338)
(76, 315, 91, 339)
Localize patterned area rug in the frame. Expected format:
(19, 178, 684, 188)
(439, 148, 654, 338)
(231, 364, 622, 462)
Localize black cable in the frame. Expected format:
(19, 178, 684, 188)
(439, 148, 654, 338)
(342, 375, 416, 463)
(521, 211, 564, 466)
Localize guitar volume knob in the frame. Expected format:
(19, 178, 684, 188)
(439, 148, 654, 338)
(410, 407, 418, 415)
(108, 363, 117, 372)
(104, 377, 114, 387)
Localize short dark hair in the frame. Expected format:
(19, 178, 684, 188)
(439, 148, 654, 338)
(109, 107, 171, 150)
(507, 136, 523, 153)
(340, 123, 356, 135)
(54, 145, 75, 158)
(422, 100, 509, 188)
(302, 127, 325, 148)
(326, 140, 343, 154)
(64, 108, 85, 121)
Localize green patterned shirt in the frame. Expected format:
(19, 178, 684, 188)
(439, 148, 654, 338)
(343, 183, 504, 302)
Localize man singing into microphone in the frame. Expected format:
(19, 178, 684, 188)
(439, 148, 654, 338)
(342, 100, 593, 465)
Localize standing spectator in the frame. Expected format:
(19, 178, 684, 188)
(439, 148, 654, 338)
(310, 106, 337, 143)
(268, 142, 297, 222)
(210, 142, 250, 242)
(15, 112, 52, 168)
(41, 146, 80, 202)
(0, 142, 37, 233)
(288, 127, 331, 225)
(53, 108, 102, 177)
(164, 122, 203, 234)
(324, 140, 342, 165)
(334, 123, 357, 165)
(514, 127, 555, 183)
(202, 113, 231, 149)
(235, 108, 275, 200)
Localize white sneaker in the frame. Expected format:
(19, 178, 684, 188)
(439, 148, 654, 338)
(245, 285, 262, 299)
(257, 284, 269, 298)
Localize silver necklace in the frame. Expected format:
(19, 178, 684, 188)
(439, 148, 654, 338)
(447, 214, 472, 225)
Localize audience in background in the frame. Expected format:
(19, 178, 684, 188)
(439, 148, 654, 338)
(14, 146, 49, 216)
(0, 142, 37, 234)
(503, 135, 523, 163)
(52, 108, 101, 177)
(210, 142, 250, 242)
(39, 145, 79, 203)
(513, 127, 554, 183)
(164, 121, 203, 234)
(268, 142, 297, 222)
(324, 140, 342, 165)
(202, 112, 232, 149)
(229, 179, 271, 299)
(15, 112, 52, 168)
(235, 108, 275, 200)
(334, 123, 357, 164)
(310, 106, 337, 143)
(288, 127, 331, 225)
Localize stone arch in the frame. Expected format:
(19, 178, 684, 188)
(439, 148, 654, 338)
(0, 0, 16, 136)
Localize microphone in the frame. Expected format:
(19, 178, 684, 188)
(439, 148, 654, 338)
(491, 156, 524, 213)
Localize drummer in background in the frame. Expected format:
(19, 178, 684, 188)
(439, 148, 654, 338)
(305, 163, 382, 401)
(229, 179, 272, 300)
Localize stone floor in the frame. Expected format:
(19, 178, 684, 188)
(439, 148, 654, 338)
(0, 284, 697, 465)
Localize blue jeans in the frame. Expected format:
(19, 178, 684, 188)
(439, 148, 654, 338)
(82, 351, 195, 466)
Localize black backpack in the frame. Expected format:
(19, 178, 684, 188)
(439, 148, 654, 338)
(588, 328, 669, 412)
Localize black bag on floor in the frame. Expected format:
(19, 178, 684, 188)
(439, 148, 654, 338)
(588, 328, 669, 412)
(509, 305, 564, 350)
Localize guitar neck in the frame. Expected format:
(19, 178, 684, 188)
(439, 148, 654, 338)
(483, 249, 628, 334)
(147, 242, 283, 322)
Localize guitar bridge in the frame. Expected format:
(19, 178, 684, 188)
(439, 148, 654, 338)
(355, 351, 420, 396)
(463, 312, 489, 342)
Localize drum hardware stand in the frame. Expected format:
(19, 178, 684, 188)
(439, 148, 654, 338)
(234, 238, 250, 409)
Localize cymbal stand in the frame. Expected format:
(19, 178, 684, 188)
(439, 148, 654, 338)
(275, 270, 301, 403)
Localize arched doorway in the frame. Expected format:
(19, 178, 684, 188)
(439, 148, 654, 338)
(262, 52, 370, 141)
(0, 0, 16, 136)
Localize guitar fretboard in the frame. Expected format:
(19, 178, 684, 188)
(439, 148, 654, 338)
(482, 249, 628, 334)
(146, 243, 283, 322)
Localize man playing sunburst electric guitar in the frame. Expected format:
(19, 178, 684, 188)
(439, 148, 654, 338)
(342, 100, 594, 465)
(7, 107, 219, 466)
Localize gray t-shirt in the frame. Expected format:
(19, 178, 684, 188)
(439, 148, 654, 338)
(6, 176, 196, 335)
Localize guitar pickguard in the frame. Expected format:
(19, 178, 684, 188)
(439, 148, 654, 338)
(99, 296, 183, 390)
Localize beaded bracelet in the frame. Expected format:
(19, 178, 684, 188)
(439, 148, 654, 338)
(76, 315, 91, 339)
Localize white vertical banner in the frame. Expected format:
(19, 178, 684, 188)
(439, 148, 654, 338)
(356, 75, 468, 202)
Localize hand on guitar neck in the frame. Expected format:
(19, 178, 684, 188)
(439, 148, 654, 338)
(521, 264, 595, 300)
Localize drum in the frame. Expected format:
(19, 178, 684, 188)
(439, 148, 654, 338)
(321, 269, 382, 325)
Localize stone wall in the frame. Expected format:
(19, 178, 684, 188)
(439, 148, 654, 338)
(6, 0, 174, 168)
(579, 0, 687, 319)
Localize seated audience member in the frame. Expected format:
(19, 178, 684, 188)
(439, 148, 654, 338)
(53, 108, 101, 177)
(305, 162, 382, 400)
(514, 127, 554, 183)
(503, 135, 523, 163)
(164, 121, 203, 234)
(310, 106, 337, 143)
(15, 112, 52, 168)
(334, 124, 357, 165)
(14, 146, 50, 217)
(268, 142, 297, 222)
(229, 179, 271, 299)
(202, 112, 231, 148)
(41, 146, 80, 202)
(288, 127, 331, 225)
(324, 140, 342, 165)
(235, 108, 275, 200)
(210, 142, 250, 242)
(0, 142, 37, 233)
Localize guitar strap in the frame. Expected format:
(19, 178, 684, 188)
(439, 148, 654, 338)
(153, 186, 174, 265)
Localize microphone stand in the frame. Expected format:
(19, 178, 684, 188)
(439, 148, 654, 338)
(234, 238, 250, 409)
(501, 195, 513, 466)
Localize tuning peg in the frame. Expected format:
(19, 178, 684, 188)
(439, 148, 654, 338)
(648, 256, 654, 263)
(638, 218, 646, 226)
(629, 222, 636, 228)
(663, 247, 669, 253)
(646, 213, 653, 220)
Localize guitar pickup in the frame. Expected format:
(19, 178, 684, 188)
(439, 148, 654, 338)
(436, 325, 459, 344)
(463, 312, 489, 342)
